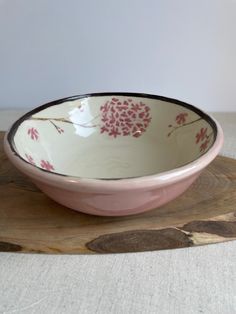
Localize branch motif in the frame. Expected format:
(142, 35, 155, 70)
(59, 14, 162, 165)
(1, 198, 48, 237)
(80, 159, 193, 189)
(168, 117, 202, 137)
(30, 116, 99, 129)
(167, 112, 213, 154)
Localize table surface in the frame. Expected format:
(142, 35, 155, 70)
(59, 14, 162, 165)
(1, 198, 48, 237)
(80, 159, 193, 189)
(1, 111, 236, 314)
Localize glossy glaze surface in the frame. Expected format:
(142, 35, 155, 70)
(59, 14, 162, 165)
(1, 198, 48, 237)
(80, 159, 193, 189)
(4, 93, 223, 216)
(12, 95, 215, 179)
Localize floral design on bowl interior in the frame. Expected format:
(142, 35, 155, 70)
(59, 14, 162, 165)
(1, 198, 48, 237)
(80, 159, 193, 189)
(4, 93, 223, 216)
(167, 112, 214, 153)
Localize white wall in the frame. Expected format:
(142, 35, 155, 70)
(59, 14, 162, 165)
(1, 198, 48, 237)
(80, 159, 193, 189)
(0, 0, 236, 111)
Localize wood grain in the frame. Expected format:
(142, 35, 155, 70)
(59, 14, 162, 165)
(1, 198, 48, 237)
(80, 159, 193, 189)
(1, 131, 236, 254)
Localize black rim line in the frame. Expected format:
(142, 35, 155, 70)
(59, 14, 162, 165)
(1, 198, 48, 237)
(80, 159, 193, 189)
(7, 92, 218, 180)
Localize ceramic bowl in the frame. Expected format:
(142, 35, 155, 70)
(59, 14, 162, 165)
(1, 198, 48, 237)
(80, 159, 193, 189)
(4, 93, 223, 216)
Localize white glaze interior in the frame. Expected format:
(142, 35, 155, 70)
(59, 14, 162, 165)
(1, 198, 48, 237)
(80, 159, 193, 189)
(13, 95, 215, 179)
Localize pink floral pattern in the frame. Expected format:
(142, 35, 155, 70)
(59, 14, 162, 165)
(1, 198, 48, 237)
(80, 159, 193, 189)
(24, 155, 55, 171)
(195, 127, 212, 152)
(40, 160, 54, 171)
(25, 154, 35, 165)
(27, 127, 39, 140)
(176, 113, 188, 125)
(167, 113, 212, 153)
(167, 112, 191, 137)
(27, 98, 151, 138)
(200, 139, 210, 152)
(195, 128, 207, 144)
(100, 98, 151, 138)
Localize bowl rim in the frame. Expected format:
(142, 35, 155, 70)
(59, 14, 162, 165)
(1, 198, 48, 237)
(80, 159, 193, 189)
(4, 92, 224, 189)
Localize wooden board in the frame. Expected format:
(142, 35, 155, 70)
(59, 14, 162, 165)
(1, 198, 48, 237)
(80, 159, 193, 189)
(1, 131, 236, 254)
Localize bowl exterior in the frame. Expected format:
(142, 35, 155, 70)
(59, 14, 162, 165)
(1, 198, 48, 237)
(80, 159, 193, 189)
(31, 171, 201, 216)
(4, 93, 224, 216)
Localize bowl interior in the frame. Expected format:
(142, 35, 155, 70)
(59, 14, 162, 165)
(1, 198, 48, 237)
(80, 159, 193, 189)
(11, 94, 216, 179)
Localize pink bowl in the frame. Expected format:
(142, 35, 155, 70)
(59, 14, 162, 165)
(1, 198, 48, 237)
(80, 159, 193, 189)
(4, 93, 224, 216)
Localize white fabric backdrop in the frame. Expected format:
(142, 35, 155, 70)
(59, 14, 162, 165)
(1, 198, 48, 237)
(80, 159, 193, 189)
(0, 0, 236, 111)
